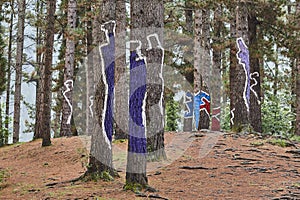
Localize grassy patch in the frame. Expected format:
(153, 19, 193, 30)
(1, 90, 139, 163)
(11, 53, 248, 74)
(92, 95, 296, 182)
(0, 169, 9, 190)
(112, 139, 127, 144)
(291, 182, 300, 189)
(123, 182, 143, 193)
(250, 141, 265, 147)
(267, 139, 289, 148)
(290, 135, 300, 143)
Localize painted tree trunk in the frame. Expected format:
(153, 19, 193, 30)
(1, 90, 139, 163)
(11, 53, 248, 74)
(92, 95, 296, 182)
(248, 14, 262, 133)
(87, 0, 116, 177)
(41, 0, 56, 147)
(126, 44, 148, 186)
(194, 8, 211, 131)
(60, 0, 77, 137)
(183, 91, 193, 132)
(114, 0, 128, 139)
(13, 0, 26, 143)
(199, 8, 211, 130)
(211, 6, 222, 131)
(130, 0, 165, 161)
(193, 9, 202, 131)
(230, 2, 250, 132)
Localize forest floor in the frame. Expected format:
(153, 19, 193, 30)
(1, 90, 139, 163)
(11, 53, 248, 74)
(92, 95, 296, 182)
(0, 131, 300, 200)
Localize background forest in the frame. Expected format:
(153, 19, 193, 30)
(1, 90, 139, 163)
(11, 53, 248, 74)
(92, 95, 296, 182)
(0, 0, 300, 199)
(1, 0, 299, 144)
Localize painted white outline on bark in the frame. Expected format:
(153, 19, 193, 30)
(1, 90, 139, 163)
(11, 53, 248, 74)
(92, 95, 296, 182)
(146, 33, 165, 127)
(250, 72, 261, 105)
(126, 40, 148, 137)
(89, 95, 94, 118)
(63, 80, 74, 124)
(212, 107, 221, 122)
(199, 90, 211, 118)
(230, 108, 236, 126)
(184, 92, 193, 119)
(99, 20, 116, 149)
(236, 37, 250, 113)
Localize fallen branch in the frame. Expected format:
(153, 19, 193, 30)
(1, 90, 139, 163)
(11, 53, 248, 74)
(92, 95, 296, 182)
(179, 166, 217, 170)
(45, 175, 83, 187)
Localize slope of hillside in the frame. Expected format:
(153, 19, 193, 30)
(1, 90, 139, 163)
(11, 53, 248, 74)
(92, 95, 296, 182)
(0, 132, 299, 200)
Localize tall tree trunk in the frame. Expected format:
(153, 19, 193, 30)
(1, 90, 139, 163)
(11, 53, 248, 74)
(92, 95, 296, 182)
(114, 0, 128, 140)
(13, 0, 26, 143)
(295, 58, 300, 135)
(230, 2, 250, 132)
(86, 0, 116, 177)
(60, 0, 77, 137)
(185, 0, 193, 35)
(0, 1, 5, 144)
(199, 7, 211, 130)
(295, 0, 300, 135)
(126, 0, 165, 187)
(193, 9, 202, 131)
(182, 0, 194, 132)
(41, 0, 56, 146)
(135, 0, 165, 161)
(211, 5, 222, 131)
(248, 13, 262, 133)
(34, 0, 44, 139)
(5, 2, 14, 144)
(85, 0, 94, 136)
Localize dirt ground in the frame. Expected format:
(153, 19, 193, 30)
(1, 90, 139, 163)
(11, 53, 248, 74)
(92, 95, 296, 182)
(0, 132, 300, 200)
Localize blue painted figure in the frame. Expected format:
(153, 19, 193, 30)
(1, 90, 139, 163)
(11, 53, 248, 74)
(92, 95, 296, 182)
(128, 42, 147, 154)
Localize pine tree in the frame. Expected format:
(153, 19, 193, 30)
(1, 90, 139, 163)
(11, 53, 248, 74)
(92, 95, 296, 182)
(13, 0, 26, 143)
(41, 0, 56, 146)
(60, 0, 77, 136)
(230, 1, 250, 132)
(85, 0, 117, 178)
(0, 1, 7, 146)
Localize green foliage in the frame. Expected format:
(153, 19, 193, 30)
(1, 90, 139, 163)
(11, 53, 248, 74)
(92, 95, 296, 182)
(0, 103, 9, 147)
(267, 138, 289, 148)
(23, 100, 35, 134)
(165, 92, 180, 131)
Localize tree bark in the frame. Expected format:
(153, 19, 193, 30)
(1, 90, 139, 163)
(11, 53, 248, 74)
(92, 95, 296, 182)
(85, 0, 94, 136)
(248, 13, 262, 133)
(114, 0, 128, 140)
(34, 0, 44, 140)
(0, 1, 8, 145)
(185, 0, 193, 35)
(295, 59, 300, 135)
(199, 7, 211, 130)
(86, 0, 116, 177)
(193, 9, 202, 131)
(60, 0, 77, 137)
(211, 5, 222, 131)
(13, 0, 26, 143)
(5, 2, 14, 144)
(294, 0, 300, 136)
(41, 0, 56, 146)
(230, 2, 250, 132)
